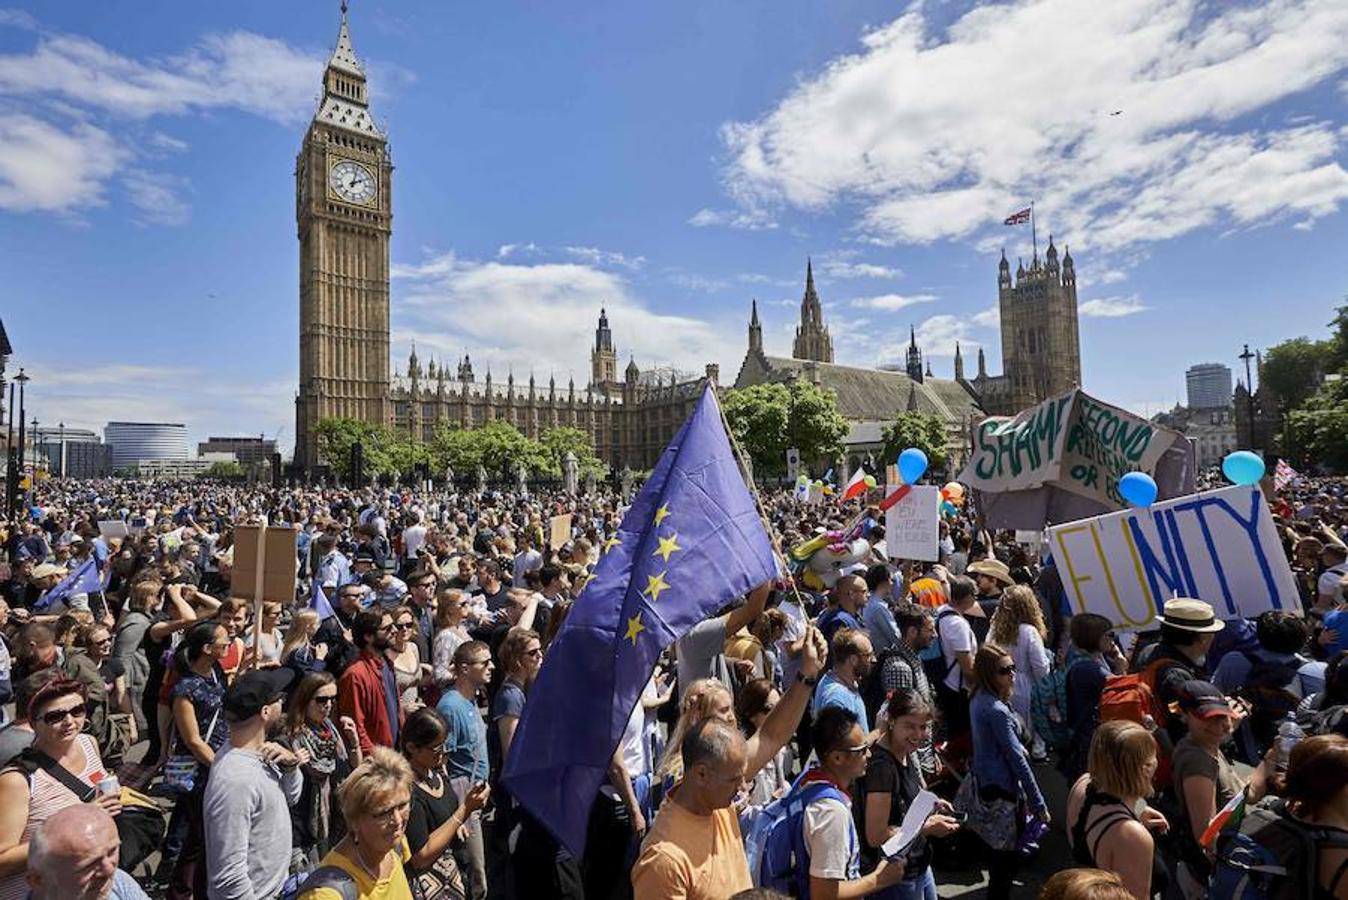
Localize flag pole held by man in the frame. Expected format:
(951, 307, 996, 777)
(503, 384, 780, 856)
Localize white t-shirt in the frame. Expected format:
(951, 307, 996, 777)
(803, 794, 859, 880)
(775, 598, 809, 687)
(402, 524, 428, 561)
(619, 674, 661, 777)
(1318, 564, 1348, 601)
(937, 605, 977, 693)
(512, 549, 543, 587)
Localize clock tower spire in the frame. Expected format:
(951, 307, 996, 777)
(294, 1, 393, 471)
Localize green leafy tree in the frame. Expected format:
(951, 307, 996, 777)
(722, 380, 847, 477)
(314, 417, 398, 480)
(1262, 337, 1329, 410)
(429, 421, 557, 478)
(202, 461, 245, 479)
(1285, 378, 1348, 472)
(540, 426, 608, 478)
(881, 411, 949, 474)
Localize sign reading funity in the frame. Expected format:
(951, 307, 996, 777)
(1046, 485, 1299, 630)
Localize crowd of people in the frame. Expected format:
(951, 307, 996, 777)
(0, 471, 1346, 900)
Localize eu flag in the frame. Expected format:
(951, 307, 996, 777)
(35, 557, 104, 611)
(502, 385, 778, 855)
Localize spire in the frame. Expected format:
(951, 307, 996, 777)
(906, 382, 919, 412)
(977, 347, 987, 378)
(906, 324, 924, 383)
(329, 0, 363, 75)
(315, 0, 382, 137)
(750, 298, 760, 327)
(793, 258, 834, 363)
(954, 341, 965, 381)
(909, 325, 918, 351)
(805, 257, 816, 303)
(748, 299, 763, 354)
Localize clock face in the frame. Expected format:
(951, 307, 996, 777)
(328, 159, 376, 205)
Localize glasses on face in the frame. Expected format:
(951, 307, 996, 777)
(465, 658, 492, 668)
(395, 621, 415, 631)
(997, 665, 1017, 675)
(40, 703, 88, 726)
(377, 624, 394, 634)
(369, 799, 411, 823)
(313, 694, 337, 706)
(835, 743, 870, 756)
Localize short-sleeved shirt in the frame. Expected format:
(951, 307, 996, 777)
(676, 616, 731, 689)
(1171, 736, 1245, 838)
(936, 606, 976, 692)
(436, 691, 488, 782)
(631, 787, 752, 899)
(856, 744, 931, 873)
(812, 672, 870, 732)
(299, 841, 415, 900)
(804, 794, 860, 880)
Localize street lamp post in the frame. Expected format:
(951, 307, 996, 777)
(58, 421, 64, 479)
(1239, 344, 1256, 451)
(13, 369, 28, 519)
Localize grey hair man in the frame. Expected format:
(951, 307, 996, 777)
(27, 803, 148, 900)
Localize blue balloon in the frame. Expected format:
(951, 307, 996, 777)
(1222, 450, 1266, 486)
(1118, 471, 1158, 508)
(897, 447, 929, 485)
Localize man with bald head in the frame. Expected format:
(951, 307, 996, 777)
(26, 803, 148, 900)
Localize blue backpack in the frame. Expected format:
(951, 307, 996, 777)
(1030, 652, 1089, 752)
(1210, 799, 1348, 900)
(744, 774, 855, 897)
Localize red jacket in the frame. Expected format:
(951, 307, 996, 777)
(338, 651, 402, 753)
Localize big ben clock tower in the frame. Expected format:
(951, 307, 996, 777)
(295, 1, 392, 471)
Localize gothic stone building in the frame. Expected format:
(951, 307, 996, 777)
(292, 8, 1082, 475)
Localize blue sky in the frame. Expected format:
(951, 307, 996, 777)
(3, 0, 1348, 454)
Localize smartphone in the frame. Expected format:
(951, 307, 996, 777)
(948, 811, 968, 824)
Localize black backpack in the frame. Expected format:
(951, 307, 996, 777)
(1239, 651, 1306, 750)
(1210, 798, 1348, 900)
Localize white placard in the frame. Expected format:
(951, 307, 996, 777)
(885, 485, 940, 562)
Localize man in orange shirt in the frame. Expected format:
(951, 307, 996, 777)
(632, 626, 827, 899)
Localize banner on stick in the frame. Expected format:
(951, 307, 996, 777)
(1046, 485, 1299, 630)
(885, 485, 939, 562)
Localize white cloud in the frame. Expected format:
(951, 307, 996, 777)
(687, 206, 777, 230)
(1079, 294, 1150, 317)
(123, 169, 191, 225)
(496, 242, 539, 259)
(564, 245, 646, 271)
(0, 113, 126, 212)
(849, 293, 936, 311)
(815, 250, 902, 280)
(912, 315, 972, 357)
(714, 0, 1348, 252)
(971, 305, 1000, 328)
(668, 271, 730, 292)
(391, 252, 746, 381)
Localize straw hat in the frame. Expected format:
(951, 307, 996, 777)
(1160, 598, 1225, 633)
(968, 559, 1014, 587)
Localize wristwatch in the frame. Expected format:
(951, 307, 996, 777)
(797, 671, 819, 687)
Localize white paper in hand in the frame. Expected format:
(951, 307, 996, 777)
(880, 789, 939, 859)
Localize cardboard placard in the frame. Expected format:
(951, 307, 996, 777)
(1046, 485, 1299, 630)
(231, 525, 299, 604)
(884, 485, 940, 562)
(548, 514, 573, 550)
(97, 521, 129, 540)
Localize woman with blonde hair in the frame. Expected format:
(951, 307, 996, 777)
(656, 678, 734, 783)
(988, 584, 1051, 759)
(280, 608, 324, 672)
(1064, 720, 1170, 900)
(297, 747, 417, 900)
(1039, 868, 1133, 900)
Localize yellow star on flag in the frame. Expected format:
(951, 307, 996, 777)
(624, 614, 646, 645)
(653, 503, 671, 526)
(643, 570, 671, 602)
(653, 533, 681, 563)
(604, 534, 622, 552)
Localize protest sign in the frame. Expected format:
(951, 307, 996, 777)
(885, 485, 939, 562)
(958, 389, 1194, 529)
(1046, 485, 1299, 630)
(548, 513, 573, 550)
(97, 521, 129, 540)
(231, 525, 299, 605)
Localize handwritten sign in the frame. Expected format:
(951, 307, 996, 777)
(548, 513, 573, 550)
(1046, 485, 1299, 630)
(885, 485, 939, 562)
(961, 390, 1176, 509)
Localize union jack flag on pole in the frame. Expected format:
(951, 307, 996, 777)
(1004, 207, 1032, 225)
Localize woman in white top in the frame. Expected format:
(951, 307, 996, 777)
(244, 601, 284, 668)
(431, 588, 472, 689)
(988, 585, 1051, 759)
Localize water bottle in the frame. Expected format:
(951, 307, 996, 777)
(1274, 715, 1304, 772)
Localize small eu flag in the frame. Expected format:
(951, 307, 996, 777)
(310, 577, 337, 620)
(35, 557, 104, 611)
(502, 385, 778, 856)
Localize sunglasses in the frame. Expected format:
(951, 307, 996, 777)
(836, 743, 870, 756)
(314, 694, 337, 705)
(395, 622, 416, 630)
(40, 703, 88, 726)
(997, 665, 1017, 675)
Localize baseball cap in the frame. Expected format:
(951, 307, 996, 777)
(1175, 680, 1233, 719)
(223, 668, 297, 721)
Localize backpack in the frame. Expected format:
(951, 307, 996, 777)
(921, 610, 963, 694)
(280, 865, 358, 900)
(1098, 657, 1180, 788)
(1210, 799, 1348, 900)
(1239, 651, 1307, 752)
(745, 775, 854, 897)
(1030, 652, 1089, 752)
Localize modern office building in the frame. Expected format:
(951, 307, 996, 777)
(105, 422, 189, 472)
(1186, 363, 1233, 410)
(197, 436, 277, 467)
(32, 426, 110, 478)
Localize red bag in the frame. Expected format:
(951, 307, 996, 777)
(1098, 658, 1175, 787)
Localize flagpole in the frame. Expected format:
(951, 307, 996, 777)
(1031, 201, 1038, 264)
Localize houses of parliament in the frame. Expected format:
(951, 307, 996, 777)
(293, 7, 1082, 473)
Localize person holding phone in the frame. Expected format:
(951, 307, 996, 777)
(857, 688, 959, 900)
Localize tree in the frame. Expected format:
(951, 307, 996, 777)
(540, 426, 608, 478)
(1284, 378, 1348, 472)
(202, 461, 244, 479)
(314, 417, 398, 481)
(428, 421, 556, 478)
(881, 411, 949, 474)
(1261, 337, 1329, 410)
(722, 380, 848, 477)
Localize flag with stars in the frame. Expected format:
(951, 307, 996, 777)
(502, 385, 778, 856)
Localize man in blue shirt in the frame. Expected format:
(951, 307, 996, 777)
(437, 640, 493, 899)
(861, 564, 901, 655)
(817, 574, 867, 645)
(812, 627, 875, 732)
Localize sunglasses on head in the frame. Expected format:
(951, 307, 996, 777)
(40, 703, 88, 726)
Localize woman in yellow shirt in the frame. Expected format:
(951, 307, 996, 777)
(298, 747, 418, 900)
